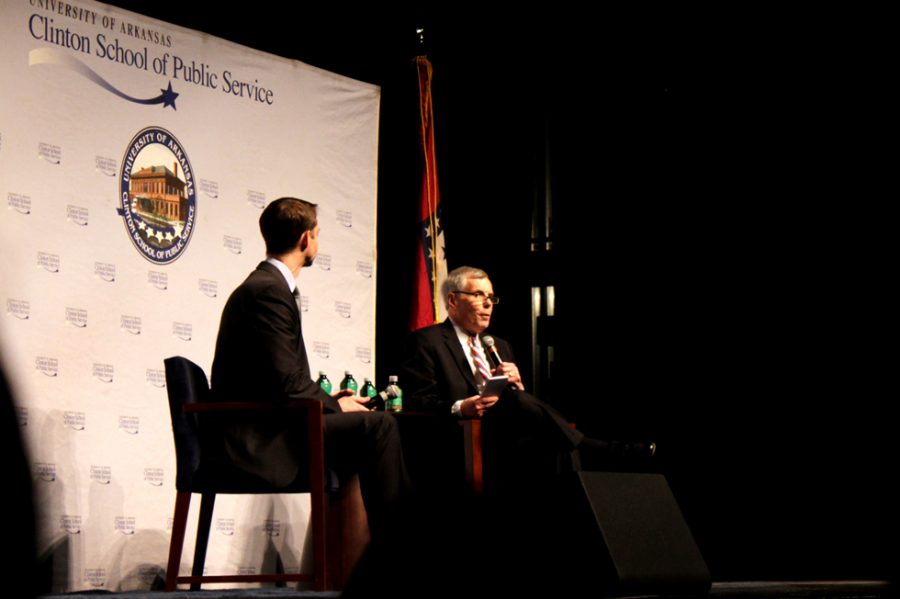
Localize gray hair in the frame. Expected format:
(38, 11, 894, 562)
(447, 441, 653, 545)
(442, 266, 489, 308)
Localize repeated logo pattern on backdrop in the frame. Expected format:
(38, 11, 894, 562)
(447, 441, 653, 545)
(1, 0, 379, 591)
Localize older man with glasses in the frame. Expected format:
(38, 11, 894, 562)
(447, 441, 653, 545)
(400, 266, 654, 493)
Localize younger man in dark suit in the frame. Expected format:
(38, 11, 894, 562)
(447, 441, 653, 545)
(211, 197, 407, 536)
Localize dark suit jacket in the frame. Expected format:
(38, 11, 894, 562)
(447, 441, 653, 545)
(400, 319, 517, 415)
(210, 261, 340, 487)
(401, 319, 581, 461)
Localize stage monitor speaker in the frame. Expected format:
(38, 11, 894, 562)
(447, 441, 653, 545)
(573, 471, 711, 595)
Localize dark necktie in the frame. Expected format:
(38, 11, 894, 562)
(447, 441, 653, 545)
(292, 288, 304, 335)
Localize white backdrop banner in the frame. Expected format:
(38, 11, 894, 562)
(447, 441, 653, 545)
(0, 0, 379, 591)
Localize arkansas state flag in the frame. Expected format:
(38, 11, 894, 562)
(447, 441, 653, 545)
(410, 56, 448, 330)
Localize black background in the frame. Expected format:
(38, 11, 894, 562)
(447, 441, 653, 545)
(95, 2, 895, 581)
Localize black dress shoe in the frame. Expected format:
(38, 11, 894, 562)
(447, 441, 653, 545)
(577, 437, 656, 469)
(621, 441, 656, 458)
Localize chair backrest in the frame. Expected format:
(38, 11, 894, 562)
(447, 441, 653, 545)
(164, 356, 209, 491)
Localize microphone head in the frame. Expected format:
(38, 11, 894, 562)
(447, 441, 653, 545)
(481, 335, 502, 367)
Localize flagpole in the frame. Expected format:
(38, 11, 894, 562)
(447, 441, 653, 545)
(410, 26, 449, 330)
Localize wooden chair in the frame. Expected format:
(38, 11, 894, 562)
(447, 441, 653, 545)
(163, 356, 367, 592)
(392, 412, 485, 493)
(459, 417, 576, 494)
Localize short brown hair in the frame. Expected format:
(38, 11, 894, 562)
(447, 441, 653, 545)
(259, 197, 318, 255)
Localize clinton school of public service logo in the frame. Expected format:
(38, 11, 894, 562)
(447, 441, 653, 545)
(119, 127, 196, 264)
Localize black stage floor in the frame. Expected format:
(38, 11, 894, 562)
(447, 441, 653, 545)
(38, 580, 892, 599)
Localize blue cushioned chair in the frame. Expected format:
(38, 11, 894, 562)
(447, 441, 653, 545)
(163, 356, 340, 591)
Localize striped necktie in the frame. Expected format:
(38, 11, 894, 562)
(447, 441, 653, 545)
(468, 335, 492, 386)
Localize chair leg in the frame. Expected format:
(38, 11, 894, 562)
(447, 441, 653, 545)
(311, 486, 328, 591)
(190, 493, 216, 591)
(165, 492, 191, 592)
(461, 420, 484, 493)
(306, 405, 328, 591)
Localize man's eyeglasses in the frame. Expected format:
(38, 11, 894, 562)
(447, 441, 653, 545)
(453, 290, 500, 305)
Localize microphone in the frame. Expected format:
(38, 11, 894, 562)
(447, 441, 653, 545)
(365, 384, 400, 410)
(379, 384, 401, 402)
(481, 335, 503, 369)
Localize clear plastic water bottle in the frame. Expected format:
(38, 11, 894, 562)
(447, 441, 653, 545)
(385, 375, 402, 412)
(360, 377, 380, 409)
(316, 371, 332, 394)
(340, 370, 358, 393)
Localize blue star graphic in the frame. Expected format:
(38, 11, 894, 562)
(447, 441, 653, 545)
(161, 82, 179, 110)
